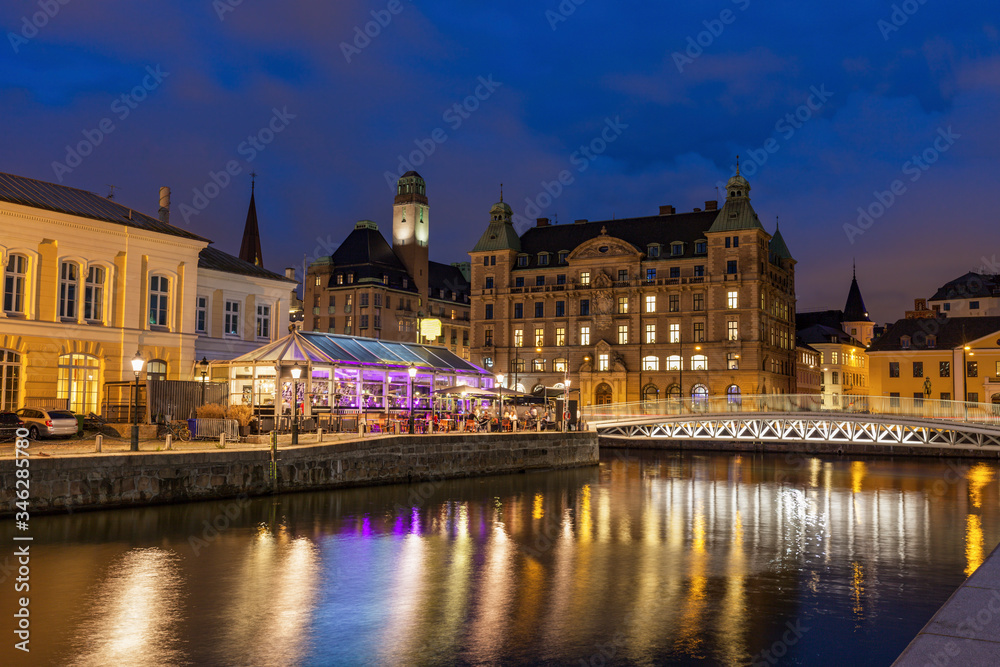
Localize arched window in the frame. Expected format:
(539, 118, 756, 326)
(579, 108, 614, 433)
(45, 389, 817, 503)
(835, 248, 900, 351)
(553, 358, 568, 373)
(3, 254, 28, 314)
(727, 384, 742, 405)
(691, 384, 709, 404)
(642, 355, 659, 371)
(691, 354, 708, 371)
(57, 353, 99, 414)
(147, 359, 167, 381)
(59, 261, 80, 319)
(666, 355, 681, 371)
(0, 349, 21, 410)
(642, 384, 659, 402)
(666, 383, 681, 399)
(595, 383, 613, 405)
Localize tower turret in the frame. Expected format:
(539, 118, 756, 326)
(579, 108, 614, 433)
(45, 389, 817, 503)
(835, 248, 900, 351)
(392, 171, 430, 306)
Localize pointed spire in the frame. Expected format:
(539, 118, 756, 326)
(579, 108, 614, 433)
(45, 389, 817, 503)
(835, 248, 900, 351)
(238, 177, 263, 267)
(500, 182, 503, 202)
(844, 264, 871, 322)
(853, 257, 856, 279)
(735, 155, 740, 176)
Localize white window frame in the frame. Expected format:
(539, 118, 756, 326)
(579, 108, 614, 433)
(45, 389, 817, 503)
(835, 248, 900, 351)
(669, 323, 680, 343)
(84, 265, 106, 323)
(256, 303, 271, 339)
(645, 323, 656, 344)
(224, 299, 240, 337)
(3, 253, 28, 314)
(617, 324, 628, 345)
(59, 261, 80, 320)
(580, 326, 590, 346)
(645, 295, 656, 313)
(195, 296, 208, 333)
(642, 355, 659, 371)
(727, 290, 738, 309)
(148, 275, 170, 328)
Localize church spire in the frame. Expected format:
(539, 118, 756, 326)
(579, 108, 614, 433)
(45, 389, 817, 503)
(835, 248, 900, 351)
(844, 264, 871, 322)
(238, 174, 263, 267)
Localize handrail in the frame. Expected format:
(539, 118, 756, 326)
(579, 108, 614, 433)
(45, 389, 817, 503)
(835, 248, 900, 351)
(581, 394, 1000, 427)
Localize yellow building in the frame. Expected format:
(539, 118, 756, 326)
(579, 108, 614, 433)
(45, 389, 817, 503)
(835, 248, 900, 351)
(0, 172, 293, 414)
(868, 316, 1000, 404)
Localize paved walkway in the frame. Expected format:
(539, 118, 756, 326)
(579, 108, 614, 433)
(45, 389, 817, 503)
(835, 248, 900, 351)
(894, 541, 1000, 665)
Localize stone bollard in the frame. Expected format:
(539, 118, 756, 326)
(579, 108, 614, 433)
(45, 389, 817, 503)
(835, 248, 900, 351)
(95, 434, 102, 453)
(219, 432, 226, 448)
(358, 420, 365, 437)
(165, 434, 173, 451)
(317, 428, 324, 443)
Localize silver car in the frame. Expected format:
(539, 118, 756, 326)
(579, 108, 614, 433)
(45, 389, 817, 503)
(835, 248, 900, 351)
(16, 408, 78, 439)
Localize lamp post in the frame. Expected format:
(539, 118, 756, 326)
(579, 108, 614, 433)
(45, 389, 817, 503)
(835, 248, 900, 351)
(199, 356, 209, 406)
(496, 373, 505, 431)
(130, 351, 143, 451)
(963, 345, 971, 421)
(563, 378, 571, 432)
(408, 365, 417, 434)
(290, 362, 301, 445)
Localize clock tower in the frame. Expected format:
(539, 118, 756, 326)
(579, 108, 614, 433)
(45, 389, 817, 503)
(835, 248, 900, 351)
(392, 171, 430, 307)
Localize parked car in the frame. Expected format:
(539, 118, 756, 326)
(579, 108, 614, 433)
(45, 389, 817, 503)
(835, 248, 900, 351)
(16, 408, 78, 439)
(0, 412, 26, 442)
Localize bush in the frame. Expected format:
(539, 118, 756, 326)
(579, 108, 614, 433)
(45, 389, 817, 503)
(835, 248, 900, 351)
(196, 403, 226, 419)
(226, 404, 253, 427)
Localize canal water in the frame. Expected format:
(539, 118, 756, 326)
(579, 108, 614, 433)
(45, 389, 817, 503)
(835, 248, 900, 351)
(3, 450, 999, 666)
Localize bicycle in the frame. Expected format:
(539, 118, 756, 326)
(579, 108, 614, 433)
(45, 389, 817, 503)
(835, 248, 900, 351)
(161, 421, 191, 441)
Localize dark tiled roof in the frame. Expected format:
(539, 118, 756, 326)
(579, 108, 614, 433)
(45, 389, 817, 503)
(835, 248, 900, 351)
(797, 323, 864, 348)
(198, 246, 296, 283)
(328, 226, 416, 291)
(795, 338, 820, 353)
(868, 316, 1000, 351)
(0, 171, 209, 242)
(769, 226, 793, 261)
(515, 210, 717, 269)
(844, 275, 871, 322)
(796, 310, 844, 330)
(429, 261, 470, 300)
(929, 272, 1000, 301)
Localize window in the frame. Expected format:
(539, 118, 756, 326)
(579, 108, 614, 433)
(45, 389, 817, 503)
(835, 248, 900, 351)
(912, 361, 923, 378)
(554, 358, 567, 372)
(727, 291, 738, 309)
(732, 236, 739, 247)
(598, 354, 609, 371)
(968, 392, 979, 402)
(943, 303, 950, 311)
(693, 293, 704, 311)
(556, 274, 567, 285)
(669, 267, 680, 279)
(84, 266, 105, 322)
(669, 323, 680, 343)
(694, 265, 705, 277)
(149, 275, 169, 327)
(668, 294, 679, 312)
(485, 304, 494, 320)
(580, 326, 590, 346)
(645, 323, 656, 344)
(146, 359, 167, 381)
(517, 255, 528, 267)
(484, 329, 493, 346)
(57, 353, 99, 414)
(538, 253, 549, 266)
(642, 355, 659, 371)
(617, 297, 628, 314)
(485, 276, 494, 289)
(727, 321, 738, 341)
(900, 336, 910, 349)
(556, 327, 566, 346)
(646, 268, 656, 281)
(195, 296, 207, 333)
(693, 322, 705, 342)
(59, 261, 79, 319)
(535, 328, 544, 346)
(671, 243, 683, 256)
(832, 371, 840, 384)
(725, 237, 731, 248)
(328, 294, 336, 313)
(831, 352, 839, 364)
(511, 358, 525, 373)
(536, 275, 545, 287)
(224, 300, 240, 336)
(727, 353, 739, 370)
(256, 304, 271, 339)
(360, 314, 368, 329)
(514, 303, 523, 319)
(555, 301, 565, 317)
(0, 349, 20, 411)
(727, 260, 738, 275)
(889, 392, 900, 408)
(348, 273, 354, 283)
(360, 293, 369, 307)
(648, 245, 660, 258)
(889, 362, 900, 377)
(345, 316, 352, 334)
(382, 274, 389, 286)
(535, 302, 544, 318)
(618, 269, 628, 282)
(515, 276, 524, 288)
(558, 252, 568, 264)
(514, 330, 524, 347)
(967, 361, 978, 378)
(666, 355, 681, 371)
(337, 274, 344, 285)
(617, 324, 628, 344)
(483, 256, 489, 267)
(695, 241, 707, 254)
(580, 271, 590, 285)
(941, 392, 951, 400)
(580, 299, 590, 316)
(971, 301, 980, 309)
(691, 354, 707, 371)
(533, 358, 545, 372)
(491, 255, 496, 266)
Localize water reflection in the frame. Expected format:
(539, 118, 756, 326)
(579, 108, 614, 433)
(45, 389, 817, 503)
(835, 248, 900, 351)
(6, 453, 1000, 666)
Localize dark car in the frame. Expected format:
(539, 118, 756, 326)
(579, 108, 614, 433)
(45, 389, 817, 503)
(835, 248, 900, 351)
(0, 412, 26, 442)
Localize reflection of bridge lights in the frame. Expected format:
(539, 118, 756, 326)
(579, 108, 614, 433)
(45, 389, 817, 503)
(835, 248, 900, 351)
(967, 462, 995, 509)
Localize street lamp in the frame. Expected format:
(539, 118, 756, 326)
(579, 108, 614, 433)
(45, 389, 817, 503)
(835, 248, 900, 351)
(130, 351, 143, 451)
(408, 364, 418, 434)
(199, 356, 209, 406)
(496, 373, 505, 430)
(963, 345, 972, 420)
(290, 362, 302, 445)
(564, 378, 571, 432)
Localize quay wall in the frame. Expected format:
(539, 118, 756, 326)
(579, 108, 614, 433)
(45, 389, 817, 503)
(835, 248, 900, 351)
(1, 432, 598, 517)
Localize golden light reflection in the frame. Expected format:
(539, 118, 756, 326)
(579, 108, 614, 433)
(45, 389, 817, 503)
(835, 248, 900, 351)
(809, 457, 821, 488)
(851, 561, 865, 622)
(717, 506, 748, 666)
(533, 492, 545, 519)
(966, 463, 995, 510)
(69, 548, 185, 667)
(578, 485, 592, 543)
(965, 514, 984, 577)
(378, 534, 428, 663)
(674, 510, 708, 652)
(466, 524, 513, 663)
(851, 461, 867, 494)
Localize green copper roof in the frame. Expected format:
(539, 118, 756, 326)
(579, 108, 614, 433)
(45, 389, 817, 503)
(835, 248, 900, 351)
(707, 198, 765, 233)
(769, 225, 793, 260)
(472, 199, 521, 252)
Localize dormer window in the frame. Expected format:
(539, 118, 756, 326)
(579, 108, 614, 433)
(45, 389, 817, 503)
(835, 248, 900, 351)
(647, 244, 660, 258)
(670, 242, 684, 256)
(927, 335, 936, 348)
(558, 251, 569, 264)
(538, 252, 549, 266)
(694, 240, 707, 254)
(901, 335, 911, 349)
(517, 255, 528, 267)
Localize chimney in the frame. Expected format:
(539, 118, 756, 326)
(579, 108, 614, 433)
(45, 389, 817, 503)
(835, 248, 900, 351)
(693, 207, 702, 212)
(284, 267, 296, 281)
(574, 218, 588, 224)
(705, 200, 718, 211)
(658, 205, 675, 216)
(158, 187, 170, 224)
(536, 217, 550, 227)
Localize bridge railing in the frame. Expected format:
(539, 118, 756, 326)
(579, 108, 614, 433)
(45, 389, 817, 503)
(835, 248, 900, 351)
(581, 394, 1000, 427)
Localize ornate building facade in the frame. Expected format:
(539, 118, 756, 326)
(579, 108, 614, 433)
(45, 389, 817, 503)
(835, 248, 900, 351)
(303, 172, 471, 358)
(469, 169, 797, 408)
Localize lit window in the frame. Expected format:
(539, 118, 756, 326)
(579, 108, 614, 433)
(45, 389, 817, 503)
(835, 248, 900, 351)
(556, 327, 566, 346)
(666, 355, 681, 371)
(580, 326, 590, 346)
(314, 276, 321, 286)
(693, 322, 705, 342)
(535, 328, 544, 346)
(645, 323, 656, 344)
(554, 358, 567, 372)
(514, 330, 524, 347)
(642, 355, 659, 371)
(669, 323, 680, 343)
(727, 321, 738, 341)
(618, 324, 628, 344)
(580, 271, 590, 285)
(645, 295, 656, 313)
(533, 358, 545, 371)
(57, 353, 99, 413)
(598, 353, 609, 371)
(727, 290, 738, 309)
(617, 297, 628, 314)
(691, 354, 707, 371)
(727, 353, 739, 370)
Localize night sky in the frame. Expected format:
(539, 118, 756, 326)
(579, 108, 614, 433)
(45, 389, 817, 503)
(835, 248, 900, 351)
(3, 0, 999, 324)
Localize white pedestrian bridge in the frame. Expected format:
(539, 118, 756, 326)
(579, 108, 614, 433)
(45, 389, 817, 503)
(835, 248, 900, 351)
(582, 394, 1000, 453)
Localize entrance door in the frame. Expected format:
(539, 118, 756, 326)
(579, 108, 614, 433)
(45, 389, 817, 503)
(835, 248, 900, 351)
(595, 383, 613, 405)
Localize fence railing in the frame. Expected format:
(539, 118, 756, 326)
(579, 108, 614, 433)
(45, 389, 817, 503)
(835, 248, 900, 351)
(581, 394, 1000, 427)
(190, 418, 239, 440)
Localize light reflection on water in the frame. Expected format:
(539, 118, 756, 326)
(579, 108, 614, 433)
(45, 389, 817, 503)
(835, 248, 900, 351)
(3, 450, 1000, 666)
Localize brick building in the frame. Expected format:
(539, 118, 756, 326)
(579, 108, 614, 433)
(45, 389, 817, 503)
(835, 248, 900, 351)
(468, 168, 797, 407)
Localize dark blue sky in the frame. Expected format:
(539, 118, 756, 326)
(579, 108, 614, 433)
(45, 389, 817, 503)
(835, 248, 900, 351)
(3, 0, 999, 323)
